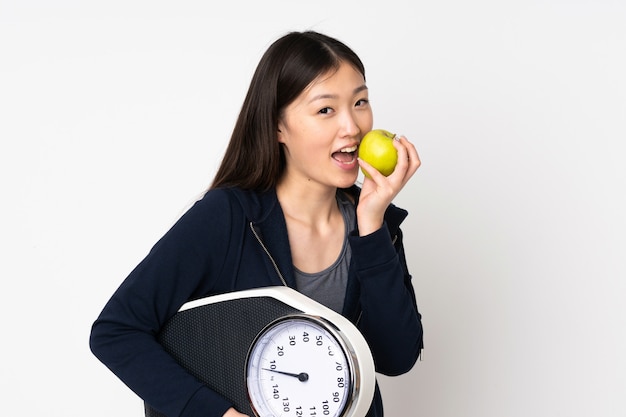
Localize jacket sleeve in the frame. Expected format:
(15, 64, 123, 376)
(348, 224, 423, 376)
(89, 190, 236, 417)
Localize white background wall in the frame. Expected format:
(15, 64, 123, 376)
(1, 1, 625, 416)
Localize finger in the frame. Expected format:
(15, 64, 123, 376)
(357, 157, 387, 183)
(388, 135, 413, 182)
(393, 135, 421, 179)
(401, 136, 421, 170)
(391, 136, 409, 170)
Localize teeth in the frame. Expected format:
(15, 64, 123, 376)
(340, 145, 357, 153)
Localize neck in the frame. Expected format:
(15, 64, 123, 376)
(276, 178, 339, 226)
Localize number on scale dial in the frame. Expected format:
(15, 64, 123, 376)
(246, 315, 355, 417)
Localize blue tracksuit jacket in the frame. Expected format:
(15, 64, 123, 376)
(90, 185, 423, 417)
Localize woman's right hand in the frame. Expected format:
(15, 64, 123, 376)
(223, 407, 249, 417)
(356, 134, 421, 236)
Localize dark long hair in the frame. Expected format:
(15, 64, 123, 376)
(210, 31, 366, 191)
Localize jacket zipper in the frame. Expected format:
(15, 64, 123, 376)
(251, 222, 390, 327)
(249, 222, 288, 287)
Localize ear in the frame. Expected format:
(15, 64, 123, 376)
(277, 123, 286, 144)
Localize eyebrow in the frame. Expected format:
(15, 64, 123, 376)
(308, 84, 369, 103)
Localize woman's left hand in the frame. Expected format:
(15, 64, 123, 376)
(356, 134, 421, 236)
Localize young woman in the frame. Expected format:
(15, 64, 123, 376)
(90, 30, 423, 417)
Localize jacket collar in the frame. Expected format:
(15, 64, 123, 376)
(227, 185, 409, 288)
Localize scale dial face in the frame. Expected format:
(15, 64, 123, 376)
(246, 315, 355, 417)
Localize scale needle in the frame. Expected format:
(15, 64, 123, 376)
(262, 368, 309, 382)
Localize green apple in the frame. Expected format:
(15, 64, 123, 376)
(358, 129, 398, 178)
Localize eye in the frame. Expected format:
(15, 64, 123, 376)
(318, 107, 334, 115)
(355, 98, 369, 107)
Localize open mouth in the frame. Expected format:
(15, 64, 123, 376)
(331, 145, 358, 164)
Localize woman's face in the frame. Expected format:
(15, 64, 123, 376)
(277, 61, 373, 190)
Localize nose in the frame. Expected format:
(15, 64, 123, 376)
(340, 110, 362, 138)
